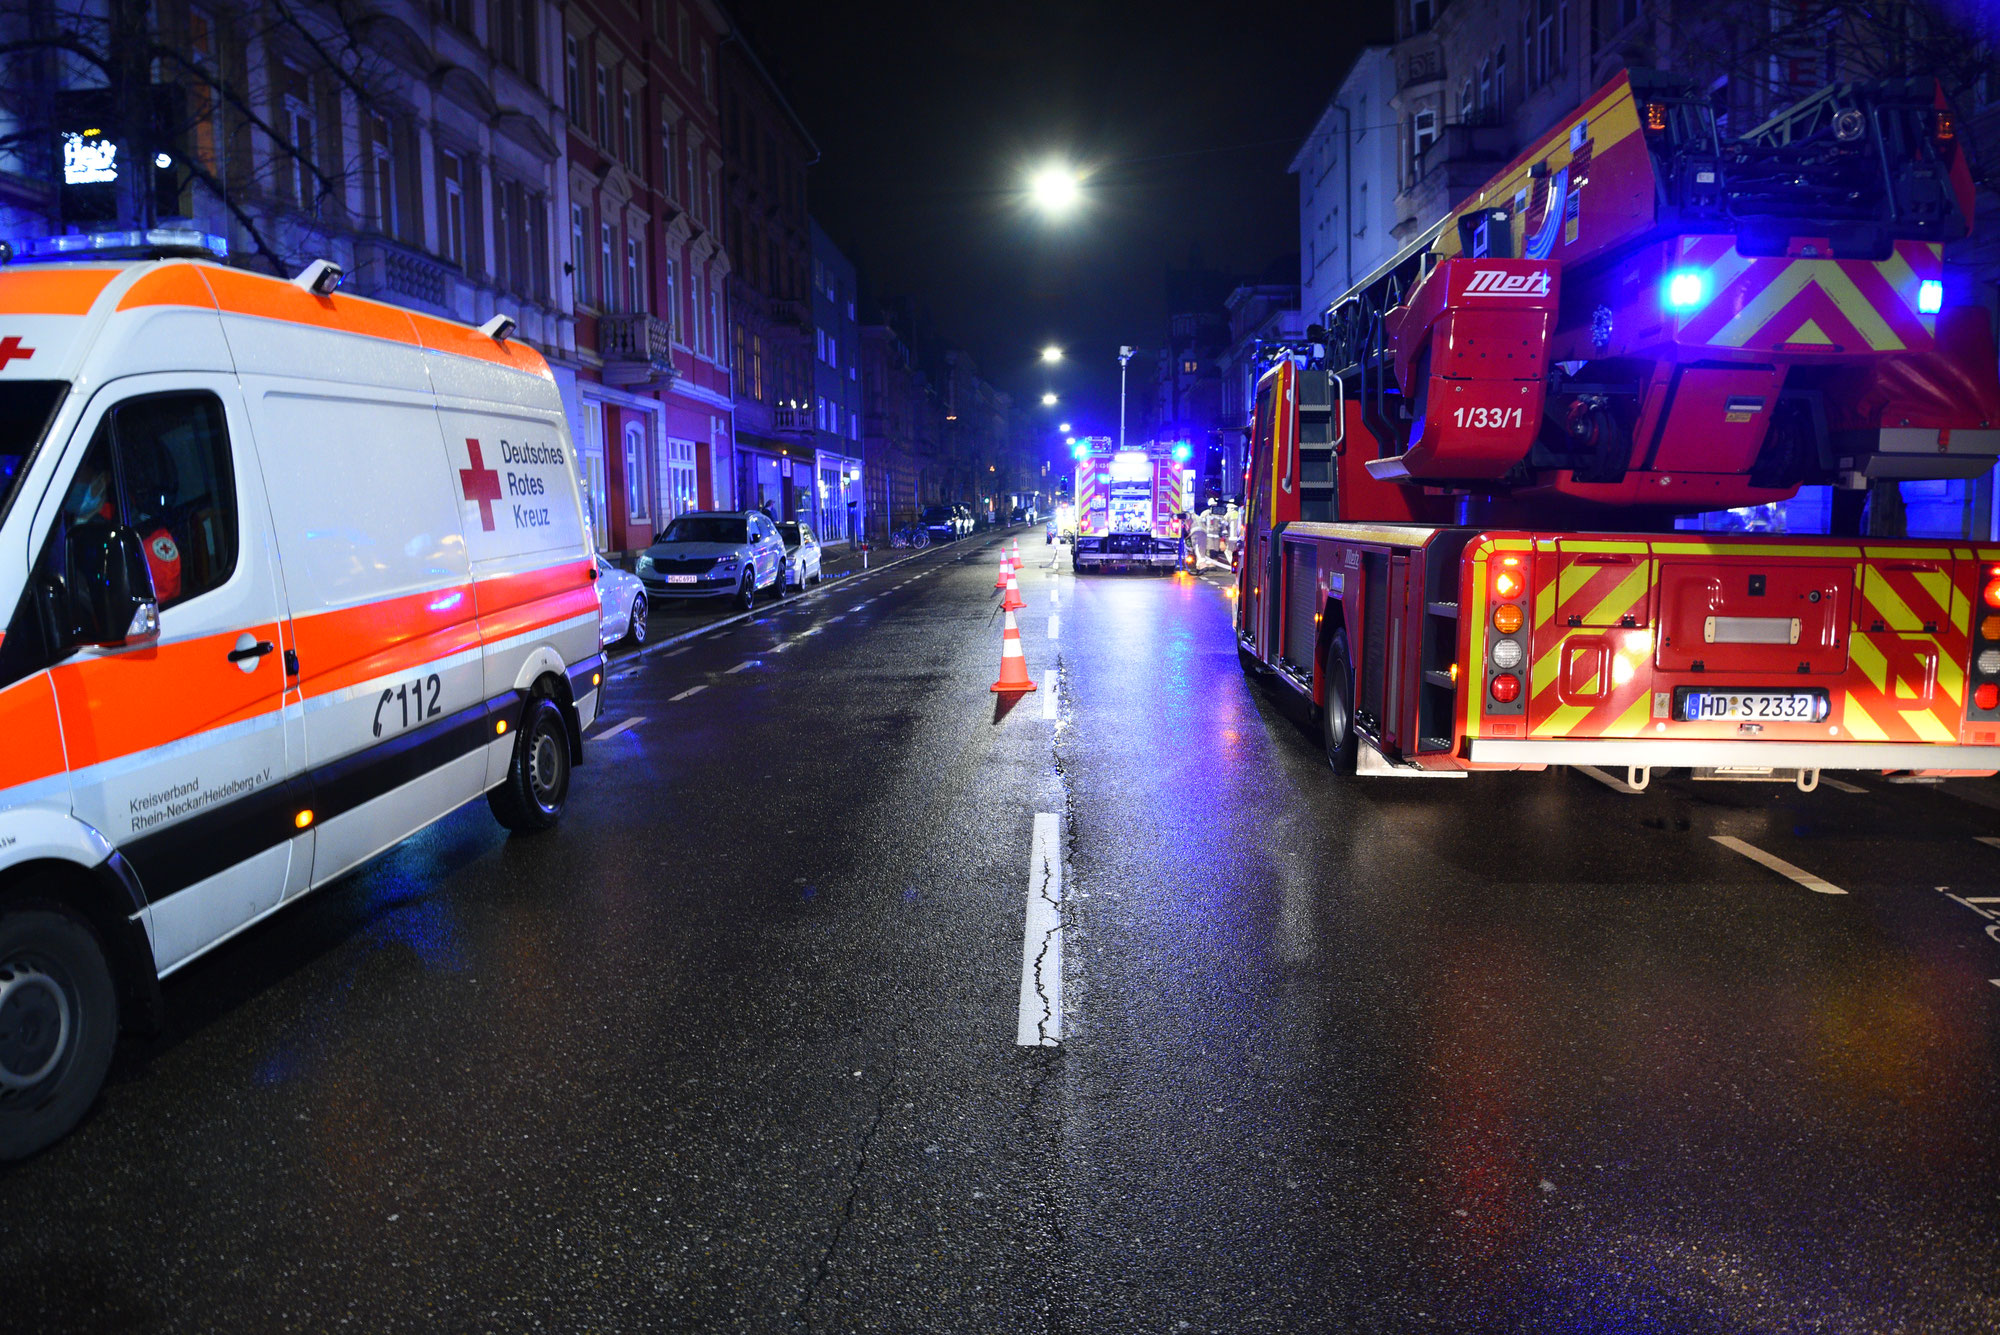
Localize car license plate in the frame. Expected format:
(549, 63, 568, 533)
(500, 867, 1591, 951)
(1676, 689, 1826, 722)
(667, 574, 698, 584)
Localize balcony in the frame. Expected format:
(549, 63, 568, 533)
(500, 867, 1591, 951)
(767, 297, 811, 331)
(598, 314, 679, 390)
(353, 236, 450, 311)
(773, 405, 814, 436)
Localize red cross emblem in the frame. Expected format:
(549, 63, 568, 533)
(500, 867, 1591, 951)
(459, 438, 503, 532)
(0, 336, 35, 370)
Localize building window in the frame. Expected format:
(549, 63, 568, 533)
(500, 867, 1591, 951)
(678, 10, 690, 69)
(564, 35, 581, 122)
(663, 257, 677, 342)
(188, 7, 221, 175)
(653, 0, 669, 42)
(439, 150, 467, 265)
(700, 45, 712, 102)
(624, 420, 650, 524)
(1409, 0, 1435, 34)
(692, 271, 706, 356)
(594, 63, 610, 144)
(1460, 80, 1473, 122)
(1409, 107, 1438, 181)
(491, 0, 537, 81)
(621, 89, 637, 166)
(708, 286, 719, 359)
(1479, 60, 1492, 113)
(444, 0, 474, 31)
(666, 438, 698, 519)
(707, 166, 719, 230)
(1182, 359, 1198, 375)
(570, 202, 589, 305)
(281, 70, 316, 211)
(751, 333, 763, 400)
(625, 237, 643, 314)
(600, 222, 616, 310)
(365, 113, 397, 236)
(662, 118, 678, 200)
(1495, 45, 1507, 113)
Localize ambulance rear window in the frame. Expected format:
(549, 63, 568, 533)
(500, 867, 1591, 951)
(0, 381, 67, 527)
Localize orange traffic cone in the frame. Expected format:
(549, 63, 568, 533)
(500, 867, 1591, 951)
(1002, 566, 1026, 611)
(994, 550, 1013, 590)
(991, 607, 1037, 693)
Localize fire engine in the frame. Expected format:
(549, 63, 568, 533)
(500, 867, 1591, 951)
(1238, 68, 2000, 787)
(1072, 435, 1192, 573)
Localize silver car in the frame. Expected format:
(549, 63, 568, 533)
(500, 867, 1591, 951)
(636, 511, 788, 612)
(776, 521, 823, 589)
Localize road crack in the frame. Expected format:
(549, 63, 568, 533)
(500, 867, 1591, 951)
(796, 1029, 903, 1333)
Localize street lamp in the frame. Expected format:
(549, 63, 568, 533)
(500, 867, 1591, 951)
(1041, 345, 1063, 364)
(1028, 162, 1081, 217)
(1041, 391, 1058, 407)
(1118, 345, 1135, 450)
(1058, 421, 1071, 433)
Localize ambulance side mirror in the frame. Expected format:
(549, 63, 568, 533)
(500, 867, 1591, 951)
(66, 523, 160, 648)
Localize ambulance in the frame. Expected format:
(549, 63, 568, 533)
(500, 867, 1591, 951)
(0, 238, 602, 1158)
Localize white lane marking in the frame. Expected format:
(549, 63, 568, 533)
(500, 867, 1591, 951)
(595, 715, 645, 740)
(664, 646, 691, 658)
(1047, 614, 1060, 642)
(1016, 812, 1064, 1046)
(1042, 667, 1058, 721)
(826, 614, 846, 623)
(1976, 836, 2000, 850)
(1711, 835, 1846, 895)
(727, 660, 757, 674)
(669, 684, 708, 702)
(1946, 782, 2000, 813)
(1820, 776, 1867, 794)
(1577, 765, 1646, 795)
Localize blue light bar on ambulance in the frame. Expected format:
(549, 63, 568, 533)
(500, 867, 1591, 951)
(1918, 279, 1943, 314)
(1663, 268, 1707, 311)
(14, 227, 228, 262)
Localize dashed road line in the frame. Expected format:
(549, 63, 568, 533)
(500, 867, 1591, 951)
(1048, 614, 1060, 642)
(669, 684, 708, 702)
(1017, 813, 1064, 1047)
(1711, 835, 1846, 895)
(594, 715, 645, 740)
(727, 659, 757, 674)
(1975, 836, 2000, 851)
(1820, 776, 1867, 794)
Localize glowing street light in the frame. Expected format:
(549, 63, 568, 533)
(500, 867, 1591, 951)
(1041, 345, 1063, 364)
(1041, 391, 1058, 407)
(1058, 421, 1071, 433)
(1028, 162, 1081, 217)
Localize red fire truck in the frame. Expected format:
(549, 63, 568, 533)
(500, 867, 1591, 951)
(1238, 69, 2000, 786)
(1072, 435, 1190, 573)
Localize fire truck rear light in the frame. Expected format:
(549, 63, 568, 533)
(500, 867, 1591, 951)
(1984, 566, 2000, 609)
(1490, 673, 1522, 704)
(1934, 110, 1955, 142)
(1645, 101, 1667, 133)
(1917, 280, 1943, 315)
(1494, 569, 1524, 600)
(1978, 683, 2000, 711)
(1982, 614, 2000, 640)
(1491, 638, 1525, 670)
(1978, 649, 2000, 677)
(1493, 603, 1524, 634)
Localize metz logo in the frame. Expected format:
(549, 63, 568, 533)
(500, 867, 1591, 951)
(1463, 269, 1552, 297)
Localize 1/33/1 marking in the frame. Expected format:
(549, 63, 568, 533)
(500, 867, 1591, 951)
(1452, 406, 1524, 430)
(374, 673, 442, 737)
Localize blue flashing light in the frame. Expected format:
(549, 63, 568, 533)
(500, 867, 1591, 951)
(1172, 442, 1192, 462)
(1918, 279, 1943, 315)
(13, 227, 228, 263)
(1071, 441, 1087, 459)
(1663, 268, 1708, 311)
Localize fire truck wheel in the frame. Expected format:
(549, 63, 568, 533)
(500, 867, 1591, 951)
(0, 905, 118, 1161)
(1321, 632, 1358, 775)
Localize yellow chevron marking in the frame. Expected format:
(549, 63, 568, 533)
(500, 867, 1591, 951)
(1813, 264, 1905, 352)
(1556, 539, 1652, 553)
(1786, 317, 1834, 345)
(1534, 576, 1558, 630)
(1863, 571, 1923, 633)
(1938, 650, 1964, 707)
(1710, 263, 1818, 347)
(1535, 702, 1594, 736)
(1850, 635, 1889, 694)
(1607, 692, 1651, 736)
(1695, 244, 1757, 302)
(1910, 709, 1956, 743)
(1581, 563, 1651, 628)
(1842, 694, 1890, 741)
(1558, 561, 1599, 607)
(1878, 248, 1917, 312)
(1913, 570, 1951, 617)
(1531, 638, 1565, 690)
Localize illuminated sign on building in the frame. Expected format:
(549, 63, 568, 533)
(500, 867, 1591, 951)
(62, 130, 118, 185)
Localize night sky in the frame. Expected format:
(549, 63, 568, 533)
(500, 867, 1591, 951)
(729, 1, 1391, 448)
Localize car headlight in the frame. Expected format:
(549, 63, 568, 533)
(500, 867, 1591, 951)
(636, 555, 653, 572)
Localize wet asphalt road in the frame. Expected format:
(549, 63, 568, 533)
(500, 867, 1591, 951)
(4, 534, 2000, 1333)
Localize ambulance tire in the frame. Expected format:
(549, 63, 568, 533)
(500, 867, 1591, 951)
(0, 905, 118, 1161)
(489, 697, 571, 833)
(1321, 632, 1358, 775)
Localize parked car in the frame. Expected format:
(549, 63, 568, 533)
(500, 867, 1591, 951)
(594, 555, 649, 647)
(1010, 504, 1038, 524)
(920, 504, 960, 543)
(636, 511, 787, 612)
(776, 521, 823, 589)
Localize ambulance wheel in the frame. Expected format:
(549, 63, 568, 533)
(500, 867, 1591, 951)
(489, 697, 570, 833)
(626, 594, 649, 646)
(1321, 632, 1358, 776)
(0, 905, 118, 1161)
(736, 572, 757, 613)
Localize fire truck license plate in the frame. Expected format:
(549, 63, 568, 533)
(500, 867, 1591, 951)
(1677, 689, 1826, 722)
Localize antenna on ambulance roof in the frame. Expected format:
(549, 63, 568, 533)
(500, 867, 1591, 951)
(292, 259, 344, 296)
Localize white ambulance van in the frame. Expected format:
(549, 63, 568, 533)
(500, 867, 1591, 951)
(0, 250, 603, 1157)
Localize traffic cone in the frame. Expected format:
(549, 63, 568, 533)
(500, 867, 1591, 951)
(994, 550, 1013, 590)
(991, 607, 1036, 693)
(1002, 565, 1026, 611)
